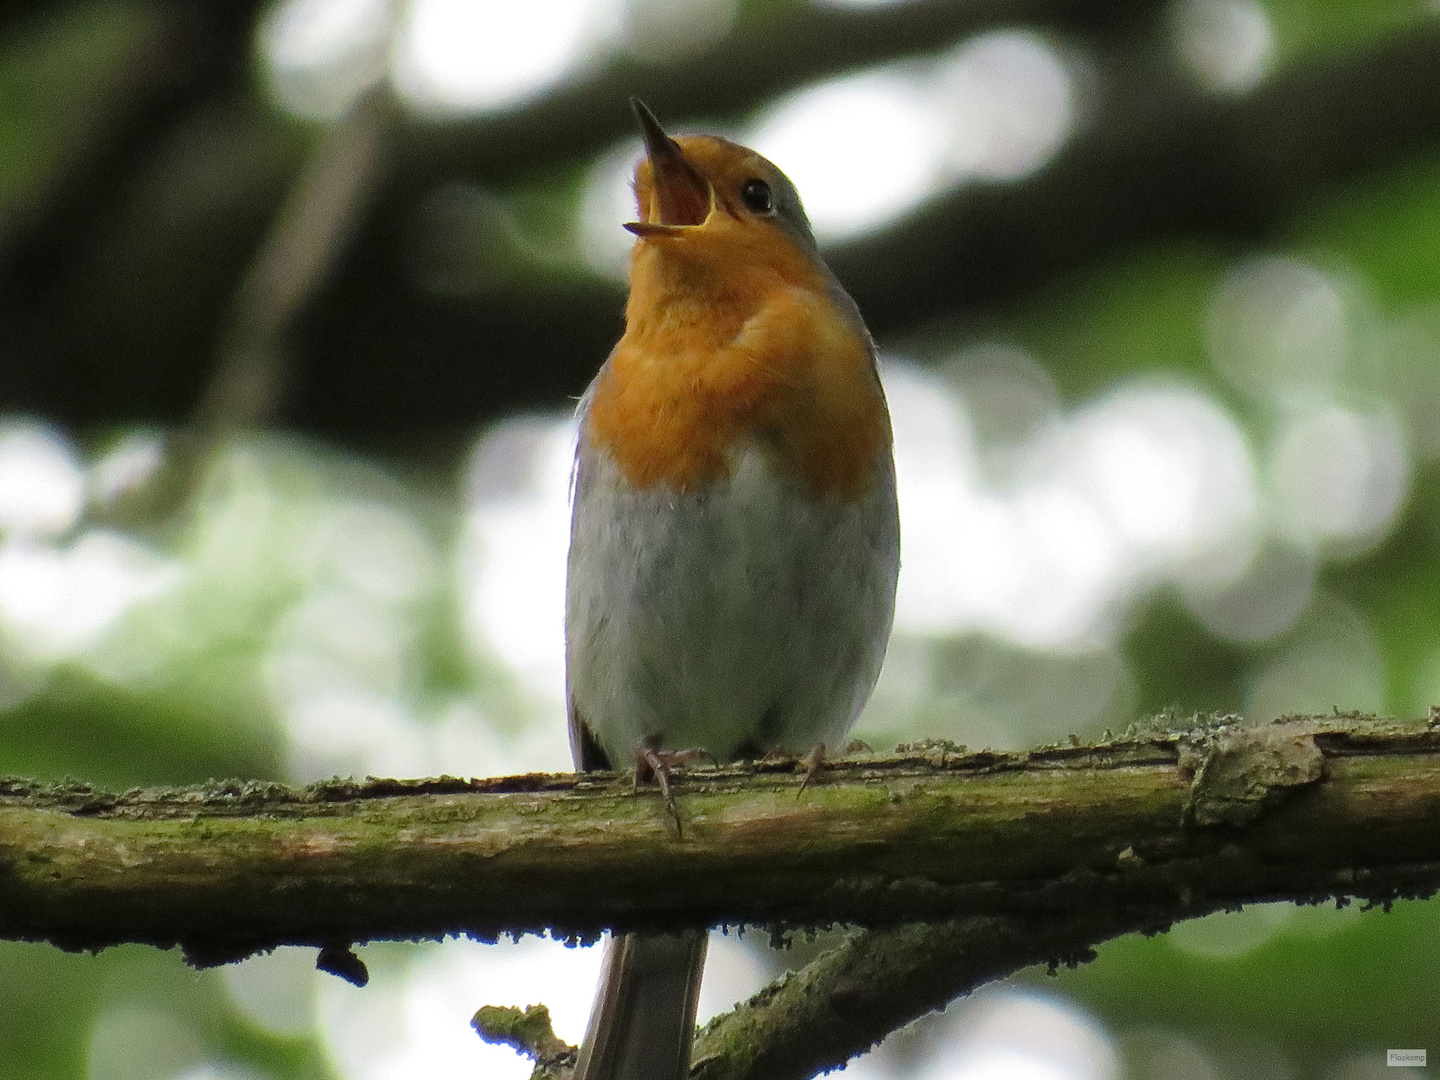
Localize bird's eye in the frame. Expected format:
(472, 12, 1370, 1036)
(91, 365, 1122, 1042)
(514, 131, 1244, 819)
(740, 179, 773, 214)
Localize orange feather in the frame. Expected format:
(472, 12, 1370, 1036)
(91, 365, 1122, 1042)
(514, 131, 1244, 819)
(585, 137, 890, 500)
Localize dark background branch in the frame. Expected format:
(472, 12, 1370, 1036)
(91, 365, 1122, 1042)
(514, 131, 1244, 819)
(381, 0, 1159, 191)
(0, 0, 270, 320)
(4, 9, 1440, 444)
(687, 911, 1152, 1080)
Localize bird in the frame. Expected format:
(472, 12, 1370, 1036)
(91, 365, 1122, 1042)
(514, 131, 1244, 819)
(566, 100, 900, 1080)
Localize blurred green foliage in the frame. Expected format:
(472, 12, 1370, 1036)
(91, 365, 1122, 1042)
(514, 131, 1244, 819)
(0, 1, 154, 226)
(1054, 899, 1440, 1077)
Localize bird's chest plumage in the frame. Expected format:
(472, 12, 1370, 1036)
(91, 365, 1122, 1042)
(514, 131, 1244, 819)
(584, 274, 890, 499)
(566, 435, 898, 766)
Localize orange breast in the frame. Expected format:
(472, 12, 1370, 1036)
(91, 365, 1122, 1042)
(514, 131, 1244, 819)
(585, 278, 890, 500)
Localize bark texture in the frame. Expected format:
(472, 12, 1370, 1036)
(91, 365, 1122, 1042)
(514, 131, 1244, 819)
(2, 715, 1437, 969)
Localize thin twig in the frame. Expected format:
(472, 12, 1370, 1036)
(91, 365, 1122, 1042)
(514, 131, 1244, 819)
(97, 84, 398, 527)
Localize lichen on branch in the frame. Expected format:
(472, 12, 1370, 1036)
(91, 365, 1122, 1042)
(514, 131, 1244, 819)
(1, 714, 1438, 970)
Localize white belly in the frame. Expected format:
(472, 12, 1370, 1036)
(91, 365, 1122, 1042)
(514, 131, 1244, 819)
(565, 438, 899, 767)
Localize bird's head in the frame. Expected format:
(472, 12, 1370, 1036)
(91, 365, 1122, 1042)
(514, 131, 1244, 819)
(624, 99, 819, 278)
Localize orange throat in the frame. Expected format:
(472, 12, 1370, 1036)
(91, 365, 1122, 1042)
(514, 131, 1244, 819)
(584, 239, 890, 500)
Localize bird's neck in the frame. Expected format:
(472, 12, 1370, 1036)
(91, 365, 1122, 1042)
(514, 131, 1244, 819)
(624, 236, 823, 346)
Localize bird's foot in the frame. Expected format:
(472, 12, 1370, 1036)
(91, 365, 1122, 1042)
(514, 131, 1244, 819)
(797, 743, 827, 797)
(635, 746, 709, 835)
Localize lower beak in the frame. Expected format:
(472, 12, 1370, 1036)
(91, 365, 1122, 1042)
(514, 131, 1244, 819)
(625, 99, 710, 236)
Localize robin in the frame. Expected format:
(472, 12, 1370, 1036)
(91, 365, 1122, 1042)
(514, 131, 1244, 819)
(566, 100, 900, 1080)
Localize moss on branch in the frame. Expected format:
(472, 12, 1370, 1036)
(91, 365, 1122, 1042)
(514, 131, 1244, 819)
(2, 715, 1440, 972)
(472, 1004, 577, 1078)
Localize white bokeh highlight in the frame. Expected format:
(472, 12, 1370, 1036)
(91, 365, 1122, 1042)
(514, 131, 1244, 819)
(1167, 899, 1364, 961)
(1174, 0, 1275, 93)
(87, 431, 165, 509)
(318, 938, 602, 1080)
(923, 989, 1118, 1080)
(1206, 256, 1353, 404)
(0, 423, 187, 703)
(1067, 381, 1258, 590)
(1267, 402, 1408, 556)
(260, 0, 393, 118)
(459, 417, 577, 704)
(889, 363, 1259, 650)
(1181, 539, 1315, 643)
(0, 532, 181, 665)
(1199, 254, 1411, 608)
(578, 135, 650, 278)
(1245, 592, 1386, 723)
(1124, 1031, 1226, 1080)
(222, 946, 318, 1037)
(747, 64, 951, 242)
(749, 32, 1072, 241)
(265, 0, 736, 117)
(0, 421, 84, 537)
(392, 0, 623, 114)
(88, 1004, 205, 1080)
(171, 1068, 271, 1080)
(936, 31, 1076, 183)
(812, 0, 918, 9)
(261, 496, 450, 780)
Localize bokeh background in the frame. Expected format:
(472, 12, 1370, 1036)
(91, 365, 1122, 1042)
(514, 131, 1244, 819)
(3, 0, 1440, 1077)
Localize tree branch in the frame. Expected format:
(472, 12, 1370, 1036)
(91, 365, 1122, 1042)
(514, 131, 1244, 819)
(687, 911, 1147, 1080)
(1, 714, 1437, 966)
(8, 713, 1440, 1080)
(473, 713, 1423, 1080)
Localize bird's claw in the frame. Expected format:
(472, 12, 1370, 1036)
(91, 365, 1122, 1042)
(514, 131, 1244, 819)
(797, 744, 827, 798)
(636, 746, 707, 836)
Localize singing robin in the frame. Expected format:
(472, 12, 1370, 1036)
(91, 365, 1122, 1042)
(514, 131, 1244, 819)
(566, 100, 900, 1080)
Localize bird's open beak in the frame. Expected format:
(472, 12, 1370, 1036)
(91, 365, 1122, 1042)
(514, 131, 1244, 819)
(625, 99, 712, 237)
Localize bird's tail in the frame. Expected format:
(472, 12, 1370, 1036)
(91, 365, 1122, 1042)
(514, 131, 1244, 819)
(574, 929, 707, 1080)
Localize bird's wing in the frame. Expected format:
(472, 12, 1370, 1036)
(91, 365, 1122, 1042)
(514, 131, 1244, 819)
(566, 379, 615, 773)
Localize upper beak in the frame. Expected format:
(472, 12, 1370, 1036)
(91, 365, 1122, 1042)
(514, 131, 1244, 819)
(625, 99, 711, 237)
